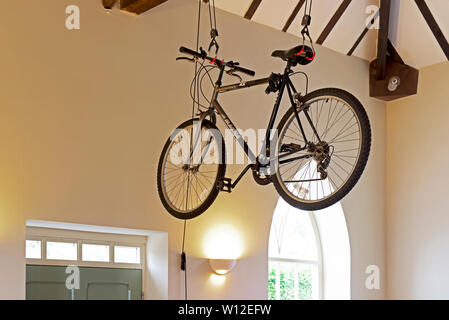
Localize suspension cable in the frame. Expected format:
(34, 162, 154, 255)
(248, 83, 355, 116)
(192, 0, 202, 119)
(206, 0, 219, 54)
(182, 0, 221, 301)
(300, 0, 315, 54)
(182, 0, 204, 302)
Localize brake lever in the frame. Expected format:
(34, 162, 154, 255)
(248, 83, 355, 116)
(176, 56, 196, 63)
(226, 69, 243, 82)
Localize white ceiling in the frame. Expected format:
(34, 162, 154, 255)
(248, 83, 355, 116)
(214, 0, 449, 69)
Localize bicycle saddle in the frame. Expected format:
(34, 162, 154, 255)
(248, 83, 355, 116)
(271, 45, 315, 66)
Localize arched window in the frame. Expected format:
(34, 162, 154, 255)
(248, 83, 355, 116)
(268, 198, 350, 300)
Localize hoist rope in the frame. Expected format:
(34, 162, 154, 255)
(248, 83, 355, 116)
(182, 0, 219, 301)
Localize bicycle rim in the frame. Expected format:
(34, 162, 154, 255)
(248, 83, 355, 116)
(275, 95, 363, 203)
(160, 122, 222, 214)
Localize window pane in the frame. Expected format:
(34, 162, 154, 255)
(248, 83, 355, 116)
(26, 240, 41, 259)
(268, 261, 319, 300)
(114, 246, 140, 264)
(268, 262, 277, 300)
(269, 198, 318, 260)
(46, 241, 77, 260)
(82, 244, 110, 262)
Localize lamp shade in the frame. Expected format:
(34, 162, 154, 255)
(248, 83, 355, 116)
(208, 259, 236, 275)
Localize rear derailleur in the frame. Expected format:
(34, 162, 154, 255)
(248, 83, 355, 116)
(307, 141, 331, 180)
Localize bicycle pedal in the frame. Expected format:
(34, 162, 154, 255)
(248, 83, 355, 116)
(218, 177, 233, 193)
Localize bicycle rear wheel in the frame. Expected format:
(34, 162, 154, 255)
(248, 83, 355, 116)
(272, 88, 371, 211)
(157, 119, 226, 220)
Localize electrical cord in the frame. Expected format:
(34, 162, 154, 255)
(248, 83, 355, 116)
(181, 0, 220, 301)
(181, 219, 187, 300)
(181, 0, 204, 301)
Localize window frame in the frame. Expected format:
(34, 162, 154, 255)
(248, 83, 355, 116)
(113, 244, 142, 265)
(25, 238, 44, 262)
(268, 211, 324, 300)
(81, 242, 111, 263)
(45, 238, 79, 262)
(26, 236, 145, 270)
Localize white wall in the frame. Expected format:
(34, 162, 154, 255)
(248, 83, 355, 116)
(386, 61, 449, 299)
(0, 0, 386, 299)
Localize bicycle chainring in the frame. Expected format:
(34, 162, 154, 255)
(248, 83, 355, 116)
(252, 169, 272, 186)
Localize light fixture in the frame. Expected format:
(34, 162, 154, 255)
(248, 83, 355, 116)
(208, 258, 236, 275)
(203, 224, 243, 260)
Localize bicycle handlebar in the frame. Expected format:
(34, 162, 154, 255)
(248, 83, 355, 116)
(179, 46, 255, 77)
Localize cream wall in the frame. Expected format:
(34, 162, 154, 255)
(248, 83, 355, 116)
(0, 0, 386, 299)
(386, 61, 449, 299)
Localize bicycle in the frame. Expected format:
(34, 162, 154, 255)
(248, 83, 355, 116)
(157, 45, 371, 220)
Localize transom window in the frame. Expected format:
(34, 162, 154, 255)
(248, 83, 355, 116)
(268, 197, 323, 300)
(26, 229, 145, 269)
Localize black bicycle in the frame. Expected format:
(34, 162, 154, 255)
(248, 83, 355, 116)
(157, 45, 371, 220)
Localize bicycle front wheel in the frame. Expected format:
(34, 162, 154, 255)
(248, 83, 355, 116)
(272, 88, 371, 211)
(157, 119, 226, 220)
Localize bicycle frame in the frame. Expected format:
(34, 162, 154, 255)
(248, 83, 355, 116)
(202, 63, 318, 166)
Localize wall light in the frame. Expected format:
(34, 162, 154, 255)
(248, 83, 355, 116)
(203, 224, 243, 259)
(208, 258, 236, 275)
(203, 224, 243, 276)
(209, 273, 226, 286)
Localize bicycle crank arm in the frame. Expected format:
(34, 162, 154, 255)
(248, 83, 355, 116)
(218, 164, 253, 193)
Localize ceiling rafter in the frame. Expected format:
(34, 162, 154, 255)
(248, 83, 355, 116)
(415, 0, 449, 60)
(316, 0, 352, 45)
(347, 24, 370, 56)
(387, 39, 404, 65)
(244, 0, 263, 20)
(347, 9, 379, 56)
(215, 0, 449, 69)
(120, 0, 167, 14)
(376, 0, 390, 80)
(282, 0, 306, 32)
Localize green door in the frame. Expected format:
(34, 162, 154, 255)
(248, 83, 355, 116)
(26, 265, 142, 300)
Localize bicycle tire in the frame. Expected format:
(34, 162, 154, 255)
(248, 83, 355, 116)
(272, 88, 371, 211)
(157, 119, 226, 220)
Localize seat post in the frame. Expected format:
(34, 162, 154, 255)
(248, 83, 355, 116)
(284, 60, 292, 75)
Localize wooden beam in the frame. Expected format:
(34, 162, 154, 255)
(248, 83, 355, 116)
(376, 0, 391, 80)
(120, 0, 167, 15)
(244, 0, 262, 20)
(387, 39, 404, 64)
(316, 0, 352, 45)
(282, 0, 306, 32)
(369, 59, 419, 101)
(347, 25, 370, 56)
(347, 9, 379, 56)
(415, 0, 449, 60)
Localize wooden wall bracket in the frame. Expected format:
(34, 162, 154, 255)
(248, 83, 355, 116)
(369, 0, 419, 101)
(369, 58, 419, 101)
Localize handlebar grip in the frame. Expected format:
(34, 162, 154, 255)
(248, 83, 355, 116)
(235, 66, 255, 77)
(179, 46, 201, 58)
(179, 46, 255, 77)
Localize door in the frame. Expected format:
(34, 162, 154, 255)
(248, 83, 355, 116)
(26, 265, 142, 300)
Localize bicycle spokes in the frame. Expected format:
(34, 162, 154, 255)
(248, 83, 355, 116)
(160, 122, 222, 214)
(276, 95, 362, 203)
